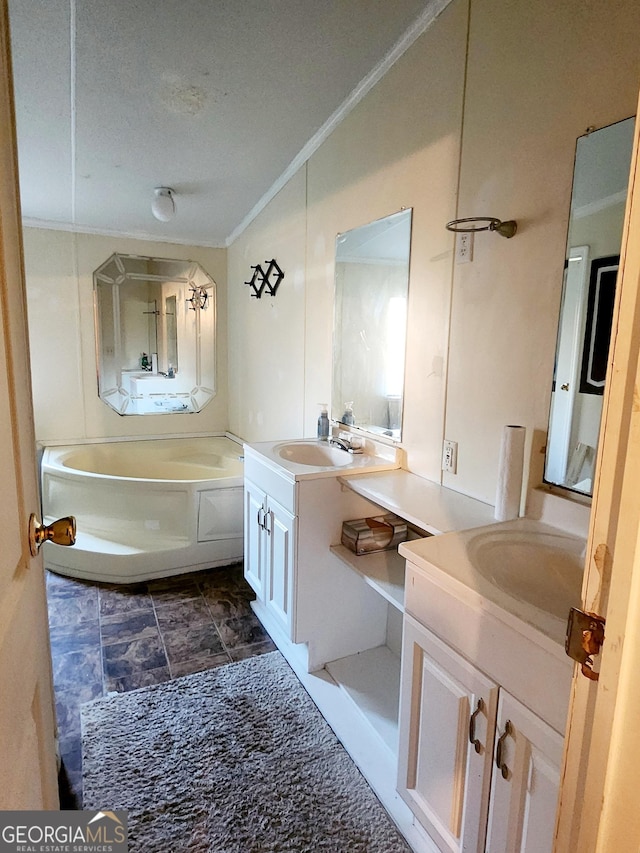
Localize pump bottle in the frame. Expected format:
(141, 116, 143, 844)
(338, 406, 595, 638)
(317, 404, 330, 440)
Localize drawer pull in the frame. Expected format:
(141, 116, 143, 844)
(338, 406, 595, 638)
(495, 720, 513, 779)
(468, 698, 484, 754)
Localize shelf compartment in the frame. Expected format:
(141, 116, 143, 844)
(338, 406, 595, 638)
(339, 469, 495, 535)
(326, 645, 401, 755)
(331, 543, 405, 611)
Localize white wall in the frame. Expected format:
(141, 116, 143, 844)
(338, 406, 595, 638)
(23, 228, 228, 444)
(23, 0, 640, 507)
(229, 0, 468, 476)
(227, 0, 640, 506)
(227, 167, 307, 442)
(443, 0, 640, 503)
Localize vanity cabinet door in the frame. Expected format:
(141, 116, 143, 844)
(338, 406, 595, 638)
(398, 615, 498, 853)
(244, 478, 267, 600)
(263, 495, 296, 638)
(244, 479, 297, 640)
(485, 691, 563, 853)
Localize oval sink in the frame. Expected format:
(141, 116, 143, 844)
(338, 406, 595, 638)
(275, 441, 354, 467)
(466, 528, 584, 620)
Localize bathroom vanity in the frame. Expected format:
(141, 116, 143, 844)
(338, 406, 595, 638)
(242, 438, 586, 853)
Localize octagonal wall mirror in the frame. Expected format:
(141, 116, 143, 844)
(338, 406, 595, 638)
(545, 116, 635, 494)
(332, 208, 412, 441)
(94, 253, 216, 415)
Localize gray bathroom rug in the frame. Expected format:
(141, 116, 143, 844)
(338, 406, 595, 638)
(81, 651, 410, 852)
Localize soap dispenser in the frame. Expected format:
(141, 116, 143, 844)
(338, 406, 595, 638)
(317, 404, 330, 441)
(341, 402, 355, 425)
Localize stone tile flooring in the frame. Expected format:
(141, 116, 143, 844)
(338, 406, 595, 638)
(46, 564, 275, 809)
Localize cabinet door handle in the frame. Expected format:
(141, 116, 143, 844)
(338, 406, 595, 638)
(495, 719, 513, 779)
(264, 509, 271, 535)
(257, 507, 265, 529)
(468, 698, 484, 754)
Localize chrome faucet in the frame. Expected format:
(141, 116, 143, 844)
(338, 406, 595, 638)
(329, 436, 363, 454)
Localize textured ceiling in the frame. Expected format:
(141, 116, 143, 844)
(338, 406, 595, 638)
(9, 0, 439, 247)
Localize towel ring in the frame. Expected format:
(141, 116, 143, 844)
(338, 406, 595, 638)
(446, 217, 517, 239)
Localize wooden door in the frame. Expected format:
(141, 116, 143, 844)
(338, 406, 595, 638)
(0, 0, 58, 809)
(555, 91, 640, 850)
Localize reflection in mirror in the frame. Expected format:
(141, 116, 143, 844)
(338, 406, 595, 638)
(545, 117, 635, 495)
(94, 254, 216, 415)
(332, 209, 412, 440)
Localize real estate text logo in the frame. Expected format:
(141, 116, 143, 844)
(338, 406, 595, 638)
(0, 810, 127, 853)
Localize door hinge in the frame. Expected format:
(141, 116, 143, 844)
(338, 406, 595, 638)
(565, 607, 605, 681)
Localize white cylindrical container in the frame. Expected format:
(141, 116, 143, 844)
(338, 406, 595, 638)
(494, 425, 526, 521)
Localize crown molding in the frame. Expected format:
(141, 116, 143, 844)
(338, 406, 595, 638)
(22, 217, 226, 249)
(225, 0, 453, 247)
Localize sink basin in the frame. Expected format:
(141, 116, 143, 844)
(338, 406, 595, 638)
(466, 528, 584, 620)
(275, 441, 355, 467)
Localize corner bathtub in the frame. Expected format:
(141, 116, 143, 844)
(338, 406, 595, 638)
(41, 436, 244, 584)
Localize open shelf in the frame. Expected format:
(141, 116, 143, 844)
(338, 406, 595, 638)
(325, 645, 401, 755)
(331, 543, 405, 611)
(339, 469, 495, 535)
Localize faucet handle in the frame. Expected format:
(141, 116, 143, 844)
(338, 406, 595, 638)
(339, 431, 363, 451)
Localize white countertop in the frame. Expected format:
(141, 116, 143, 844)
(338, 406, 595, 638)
(244, 438, 400, 482)
(400, 517, 585, 647)
(339, 469, 496, 534)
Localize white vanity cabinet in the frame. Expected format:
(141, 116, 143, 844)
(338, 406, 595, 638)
(243, 442, 403, 670)
(398, 616, 564, 853)
(243, 476, 296, 638)
(243, 448, 300, 641)
(398, 615, 498, 853)
(398, 551, 572, 853)
(240, 453, 577, 853)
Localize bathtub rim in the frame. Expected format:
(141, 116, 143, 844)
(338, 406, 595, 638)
(41, 433, 245, 486)
(40, 432, 246, 584)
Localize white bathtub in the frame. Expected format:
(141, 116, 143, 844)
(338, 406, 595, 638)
(41, 436, 244, 583)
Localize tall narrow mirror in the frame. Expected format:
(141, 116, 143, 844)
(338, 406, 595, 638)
(94, 254, 216, 415)
(332, 209, 412, 440)
(545, 117, 634, 494)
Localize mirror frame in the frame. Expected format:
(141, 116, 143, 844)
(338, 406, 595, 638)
(94, 253, 217, 415)
(544, 116, 635, 495)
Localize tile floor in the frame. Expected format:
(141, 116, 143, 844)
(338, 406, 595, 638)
(45, 563, 276, 809)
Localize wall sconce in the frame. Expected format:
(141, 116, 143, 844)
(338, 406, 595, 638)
(151, 187, 176, 222)
(446, 216, 517, 238)
(186, 285, 208, 311)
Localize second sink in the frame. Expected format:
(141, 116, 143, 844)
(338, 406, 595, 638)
(466, 527, 584, 620)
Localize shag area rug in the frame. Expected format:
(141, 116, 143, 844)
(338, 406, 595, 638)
(82, 651, 411, 852)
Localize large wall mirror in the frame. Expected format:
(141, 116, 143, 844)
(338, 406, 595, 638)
(545, 117, 635, 494)
(332, 209, 412, 440)
(94, 254, 216, 415)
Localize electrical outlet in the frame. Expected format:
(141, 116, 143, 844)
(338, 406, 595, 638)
(456, 232, 473, 264)
(442, 439, 458, 474)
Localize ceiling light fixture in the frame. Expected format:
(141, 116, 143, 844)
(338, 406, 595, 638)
(151, 187, 176, 222)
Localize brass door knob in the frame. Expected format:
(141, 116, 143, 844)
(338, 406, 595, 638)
(29, 514, 76, 557)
